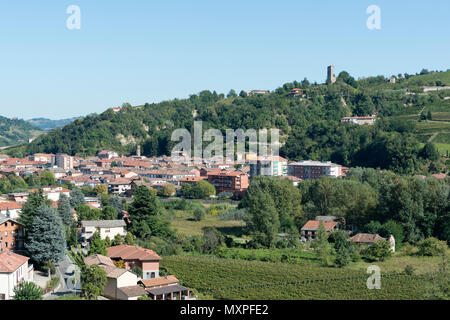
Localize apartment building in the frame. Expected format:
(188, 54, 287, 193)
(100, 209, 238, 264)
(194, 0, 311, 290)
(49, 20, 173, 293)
(288, 161, 343, 180)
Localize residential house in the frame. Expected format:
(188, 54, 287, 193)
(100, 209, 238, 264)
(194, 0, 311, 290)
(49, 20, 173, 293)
(98, 150, 119, 160)
(81, 220, 127, 244)
(108, 179, 132, 195)
(41, 186, 71, 202)
(207, 170, 249, 196)
(301, 220, 339, 240)
(0, 202, 23, 219)
(0, 216, 25, 253)
(84, 254, 147, 300)
(107, 244, 161, 280)
(139, 276, 193, 300)
(7, 193, 29, 204)
(0, 251, 34, 300)
(349, 233, 396, 252)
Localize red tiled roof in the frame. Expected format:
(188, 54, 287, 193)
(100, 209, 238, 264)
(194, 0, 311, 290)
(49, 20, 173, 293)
(301, 220, 338, 231)
(0, 202, 23, 210)
(349, 233, 385, 243)
(0, 251, 29, 273)
(107, 244, 161, 262)
(139, 275, 179, 288)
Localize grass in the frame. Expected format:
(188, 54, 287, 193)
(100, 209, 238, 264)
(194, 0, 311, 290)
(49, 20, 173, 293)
(415, 121, 450, 134)
(434, 143, 450, 154)
(171, 213, 246, 237)
(433, 133, 450, 144)
(431, 112, 450, 121)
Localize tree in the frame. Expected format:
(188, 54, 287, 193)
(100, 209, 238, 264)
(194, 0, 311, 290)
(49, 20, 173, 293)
(124, 232, 135, 245)
(19, 189, 46, 230)
(227, 89, 237, 98)
(25, 205, 66, 265)
(362, 239, 392, 262)
(244, 189, 280, 248)
(427, 110, 433, 120)
(192, 180, 216, 199)
(193, 207, 205, 221)
(93, 184, 108, 196)
(312, 222, 334, 266)
(239, 90, 248, 98)
(330, 230, 354, 267)
(70, 188, 86, 207)
(89, 232, 108, 256)
(112, 234, 123, 246)
(81, 265, 107, 300)
(128, 186, 173, 239)
(158, 183, 176, 197)
(102, 206, 118, 220)
(58, 193, 73, 226)
(202, 227, 223, 254)
(419, 142, 439, 161)
(108, 195, 123, 216)
(40, 170, 56, 186)
(379, 220, 404, 250)
(13, 281, 43, 300)
(181, 183, 193, 198)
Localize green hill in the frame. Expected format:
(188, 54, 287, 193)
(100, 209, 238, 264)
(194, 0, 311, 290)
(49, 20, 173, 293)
(5, 69, 450, 174)
(0, 116, 43, 148)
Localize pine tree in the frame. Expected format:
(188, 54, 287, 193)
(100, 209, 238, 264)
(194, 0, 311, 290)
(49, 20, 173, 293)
(88, 232, 107, 256)
(19, 189, 46, 230)
(25, 205, 66, 265)
(58, 193, 73, 226)
(70, 188, 86, 208)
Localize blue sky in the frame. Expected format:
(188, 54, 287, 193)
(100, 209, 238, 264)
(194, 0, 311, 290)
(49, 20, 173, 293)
(0, 0, 449, 119)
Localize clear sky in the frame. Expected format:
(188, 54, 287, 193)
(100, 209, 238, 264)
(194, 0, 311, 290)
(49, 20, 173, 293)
(0, 0, 449, 120)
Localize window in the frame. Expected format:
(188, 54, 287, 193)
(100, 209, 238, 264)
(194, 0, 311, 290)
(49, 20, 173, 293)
(105, 229, 110, 233)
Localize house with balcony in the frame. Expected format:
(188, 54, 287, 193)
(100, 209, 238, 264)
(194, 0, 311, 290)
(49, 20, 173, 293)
(0, 215, 25, 253)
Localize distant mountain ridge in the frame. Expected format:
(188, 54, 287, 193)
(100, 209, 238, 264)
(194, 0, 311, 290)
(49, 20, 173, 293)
(27, 117, 81, 132)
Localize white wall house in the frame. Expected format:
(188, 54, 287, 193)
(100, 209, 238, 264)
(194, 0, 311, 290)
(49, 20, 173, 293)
(42, 186, 71, 202)
(0, 251, 34, 300)
(81, 220, 127, 244)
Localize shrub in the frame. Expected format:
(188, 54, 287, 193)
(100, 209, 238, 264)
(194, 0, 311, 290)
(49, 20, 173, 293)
(362, 240, 392, 262)
(193, 208, 205, 221)
(417, 237, 448, 257)
(404, 265, 415, 275)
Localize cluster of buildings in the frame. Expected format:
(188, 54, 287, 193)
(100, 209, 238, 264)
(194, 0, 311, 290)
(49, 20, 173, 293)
(84, 244, 194, 300)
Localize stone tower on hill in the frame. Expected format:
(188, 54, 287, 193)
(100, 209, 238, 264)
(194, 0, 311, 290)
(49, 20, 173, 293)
(327, 65, 336, 84)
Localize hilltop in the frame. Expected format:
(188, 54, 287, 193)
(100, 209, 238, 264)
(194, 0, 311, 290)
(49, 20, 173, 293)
(5, 69, 450, 174)
(0, 116, 43, 148)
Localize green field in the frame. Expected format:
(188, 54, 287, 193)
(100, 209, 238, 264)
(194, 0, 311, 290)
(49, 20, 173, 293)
(161, 255, 436, 300)
(170, 214, 246, 237)
(434, 143, 450, 154)
(433, 132, 450, 144)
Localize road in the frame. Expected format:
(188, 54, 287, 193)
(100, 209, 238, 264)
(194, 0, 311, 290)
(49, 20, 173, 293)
(44, 253, 81, 300)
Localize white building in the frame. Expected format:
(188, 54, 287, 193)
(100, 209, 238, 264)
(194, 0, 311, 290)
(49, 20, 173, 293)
(340, 116, 376, 125)
(81, 220, 127, 244)
(250, 156, 288, 178)
(0, 251, 34, 300)
(41, 186, 71, 202)
(53, 154, 74, 170)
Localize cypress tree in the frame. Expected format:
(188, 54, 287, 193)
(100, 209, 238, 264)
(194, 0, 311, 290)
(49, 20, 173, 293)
(58, 193, 73, 226)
